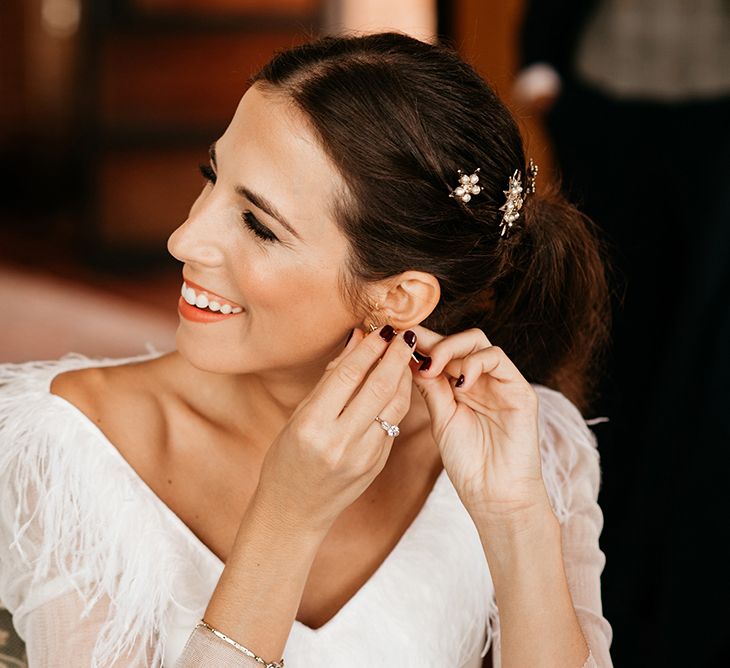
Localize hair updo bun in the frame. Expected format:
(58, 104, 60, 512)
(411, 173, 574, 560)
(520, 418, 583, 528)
(250, 31, 612, 414)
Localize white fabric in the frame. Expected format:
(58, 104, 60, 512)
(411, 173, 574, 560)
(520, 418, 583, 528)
(0, 351, 613, 667)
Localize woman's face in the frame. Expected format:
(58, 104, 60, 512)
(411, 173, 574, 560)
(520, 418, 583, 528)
(167, 84, 360, 376)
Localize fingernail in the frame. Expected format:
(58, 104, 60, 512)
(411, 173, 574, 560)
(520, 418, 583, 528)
(403, 330, 417, 348)
(379, 324, 396, 342)
(413, 350, 431, 371)
(455, 374, 465, 388)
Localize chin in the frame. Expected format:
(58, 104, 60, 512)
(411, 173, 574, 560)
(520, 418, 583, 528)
(174, 326, 309, 377)
(174, 327, 258, 375)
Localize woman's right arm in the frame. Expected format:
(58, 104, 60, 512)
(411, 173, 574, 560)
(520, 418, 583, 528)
(175, 490, 328, 667)
(7, 326, 415, 666)
(184, 326, 415, 665)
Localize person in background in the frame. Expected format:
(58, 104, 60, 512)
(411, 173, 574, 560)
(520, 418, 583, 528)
(514, 2, 730, 666)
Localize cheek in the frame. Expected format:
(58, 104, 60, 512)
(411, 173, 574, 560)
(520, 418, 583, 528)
(221, 249, 347, 342)
(178, 240, 356, 374)
(241, 254, 342, 317)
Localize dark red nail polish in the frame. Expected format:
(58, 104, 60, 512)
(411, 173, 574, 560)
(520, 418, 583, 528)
(379, 324, 396, 342)
(412, 349, 428, 362)
(418, 356, 432, 371)
(403, 330, 417, 348)
(455, 374, 465, 388)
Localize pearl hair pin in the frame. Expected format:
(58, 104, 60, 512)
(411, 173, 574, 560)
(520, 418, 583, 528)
(449, 168, 481, 203)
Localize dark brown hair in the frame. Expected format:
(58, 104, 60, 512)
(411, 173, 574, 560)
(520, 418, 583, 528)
(249, 32, 612, 415)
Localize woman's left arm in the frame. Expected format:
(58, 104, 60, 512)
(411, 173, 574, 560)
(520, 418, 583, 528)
(477, 502, 591, 668)
(412, 325, 611, 668)
(476, 413, 612, 668)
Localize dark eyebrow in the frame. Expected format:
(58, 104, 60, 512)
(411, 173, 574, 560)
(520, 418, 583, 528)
(208, 143, 300, 240)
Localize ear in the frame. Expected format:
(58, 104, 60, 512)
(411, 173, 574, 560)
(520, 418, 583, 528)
(373, 270, 440, 330)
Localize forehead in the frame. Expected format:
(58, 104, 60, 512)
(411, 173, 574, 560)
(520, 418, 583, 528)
(217, 84, 346, 241)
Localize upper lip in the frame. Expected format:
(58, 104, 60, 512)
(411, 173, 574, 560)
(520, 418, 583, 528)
(182, 277, 243, 308)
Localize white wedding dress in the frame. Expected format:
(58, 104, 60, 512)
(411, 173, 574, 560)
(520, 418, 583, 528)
(0, 351, 613, 667)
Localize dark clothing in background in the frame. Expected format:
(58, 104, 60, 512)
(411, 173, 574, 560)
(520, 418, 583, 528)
(520, 2, 730, 667)
(521, 0, 598, 80)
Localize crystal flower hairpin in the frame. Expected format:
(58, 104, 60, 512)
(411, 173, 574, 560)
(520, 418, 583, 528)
(499, 159, 538, 236)
(499, 169, 524, 236)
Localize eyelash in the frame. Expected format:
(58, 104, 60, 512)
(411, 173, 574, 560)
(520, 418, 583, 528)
(198, 164, 279, 243)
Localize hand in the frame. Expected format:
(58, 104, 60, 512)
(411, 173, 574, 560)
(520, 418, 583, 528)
(411, 325, 552, 526)
(254, 326, 416, 535)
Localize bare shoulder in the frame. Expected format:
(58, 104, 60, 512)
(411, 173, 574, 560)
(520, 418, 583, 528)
(50, 364, 106, 415)
(50, 354, 170, 415)
(49, 354, 175, 458)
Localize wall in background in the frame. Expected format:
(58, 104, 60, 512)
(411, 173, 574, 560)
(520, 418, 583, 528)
(0, 0, 552, 272)
(453, 0, 556, 184)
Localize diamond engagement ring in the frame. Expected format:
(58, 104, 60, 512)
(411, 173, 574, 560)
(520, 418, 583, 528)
(374, 416, 400, 437)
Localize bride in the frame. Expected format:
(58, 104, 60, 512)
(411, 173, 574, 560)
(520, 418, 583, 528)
(0, 32, 613, 667)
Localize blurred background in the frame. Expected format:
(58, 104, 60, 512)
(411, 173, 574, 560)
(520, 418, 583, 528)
(1, 1, 729, 667)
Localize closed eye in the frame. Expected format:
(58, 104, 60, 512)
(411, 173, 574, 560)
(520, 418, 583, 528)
(199, 163, 216, 184)
(241, 211, 278, 242)
(198, 163, 279, 243)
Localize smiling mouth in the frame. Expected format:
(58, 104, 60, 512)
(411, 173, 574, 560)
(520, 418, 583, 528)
(180, 280, 243, 314)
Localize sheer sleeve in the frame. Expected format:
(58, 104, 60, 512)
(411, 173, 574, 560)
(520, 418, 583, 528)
(175, 625, 278, 667)
(18, 591, 267, 667)
(553, 409, 613, 668)
(21, 593, 154, 667)
(482, 385, 614, 668)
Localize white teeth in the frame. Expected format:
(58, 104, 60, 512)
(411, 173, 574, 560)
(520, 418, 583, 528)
(180, 282, 242, 314)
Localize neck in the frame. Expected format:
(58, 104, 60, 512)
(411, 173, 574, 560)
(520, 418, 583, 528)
(170, 344, 348, 453)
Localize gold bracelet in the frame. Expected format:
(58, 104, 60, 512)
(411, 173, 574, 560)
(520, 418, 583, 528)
(196, 619, 285, 668)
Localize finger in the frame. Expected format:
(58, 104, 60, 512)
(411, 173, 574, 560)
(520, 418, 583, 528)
(455, 345, 529, 390)
(293, 328, 366, 413)
(413, 327, 493, 379)
(308, 325, 396, 418)
(340, 329, 416, 432)
(411, 367, 457, 434)
(408, 324, 445, 353)
(369, 363, 414, 468)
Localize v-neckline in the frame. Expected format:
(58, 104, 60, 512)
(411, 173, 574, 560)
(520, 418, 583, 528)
(45, 364, 449, 637)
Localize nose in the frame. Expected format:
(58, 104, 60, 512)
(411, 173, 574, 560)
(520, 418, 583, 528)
(167, 191, 227, 268)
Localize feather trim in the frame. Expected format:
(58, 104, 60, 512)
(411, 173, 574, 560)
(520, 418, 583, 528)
(478, 383, 602, 660)
(0, 349, 198, 668)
